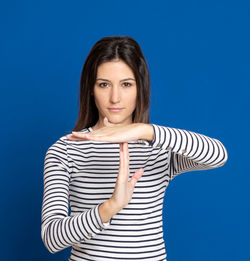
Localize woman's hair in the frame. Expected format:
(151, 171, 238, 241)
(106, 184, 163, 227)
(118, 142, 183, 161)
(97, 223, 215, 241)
(72, 35, 151, 131)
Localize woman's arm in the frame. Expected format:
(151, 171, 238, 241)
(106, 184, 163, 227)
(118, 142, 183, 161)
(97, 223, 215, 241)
(41, 139, 142, 253)
(68, 119, 228, 180)
(41, 139, 111, 253)
(99, 142, 143, 223)
(146, 124, 228, 180)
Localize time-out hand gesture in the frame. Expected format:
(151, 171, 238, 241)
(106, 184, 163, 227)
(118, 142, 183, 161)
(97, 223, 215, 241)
(99, 142, 144, 223)
(66, 117, 154, 143)
(112, 142, 144, 211)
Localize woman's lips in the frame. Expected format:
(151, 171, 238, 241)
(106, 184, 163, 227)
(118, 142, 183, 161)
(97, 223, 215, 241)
(108, 108, 123, 112)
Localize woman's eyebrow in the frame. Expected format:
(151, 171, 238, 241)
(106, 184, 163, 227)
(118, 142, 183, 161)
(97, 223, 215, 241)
(96, 78, 136, 82)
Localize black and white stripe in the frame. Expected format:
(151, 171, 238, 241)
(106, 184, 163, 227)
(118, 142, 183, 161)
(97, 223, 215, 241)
(41, 124, 227, 260)
(150, 125, 227, 180)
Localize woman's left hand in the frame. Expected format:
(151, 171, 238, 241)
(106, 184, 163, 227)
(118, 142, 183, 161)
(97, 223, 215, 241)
(66, 117, 153, 143)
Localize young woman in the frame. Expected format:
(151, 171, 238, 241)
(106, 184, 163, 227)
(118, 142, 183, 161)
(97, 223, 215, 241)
(41, 36, 228, 261)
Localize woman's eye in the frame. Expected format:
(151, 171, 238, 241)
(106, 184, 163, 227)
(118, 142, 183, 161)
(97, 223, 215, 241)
(98, 82, 109, 87)
(97, 82, 132, 87)
(122, 82, 132, 87)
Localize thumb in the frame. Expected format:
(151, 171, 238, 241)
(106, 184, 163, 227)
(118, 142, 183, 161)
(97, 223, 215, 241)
(130, 168, 144, 188)
(103, 117, 114, 127)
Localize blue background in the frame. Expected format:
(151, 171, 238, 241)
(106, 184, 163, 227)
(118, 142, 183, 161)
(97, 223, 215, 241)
(1, 0, 249, 260)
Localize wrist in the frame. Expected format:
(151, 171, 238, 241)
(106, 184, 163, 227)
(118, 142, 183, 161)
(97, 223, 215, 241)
(140, 123, 154, 142)
(99, 198, 120, 223)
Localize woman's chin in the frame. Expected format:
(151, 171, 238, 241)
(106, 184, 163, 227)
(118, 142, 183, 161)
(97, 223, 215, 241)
(107, 117, 128, 125)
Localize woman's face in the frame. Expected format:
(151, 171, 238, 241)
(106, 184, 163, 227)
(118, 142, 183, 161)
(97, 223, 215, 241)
(93, 60, 137, 129)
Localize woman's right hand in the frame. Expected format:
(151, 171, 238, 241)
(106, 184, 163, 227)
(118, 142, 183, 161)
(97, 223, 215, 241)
(99, 142, 144, 223)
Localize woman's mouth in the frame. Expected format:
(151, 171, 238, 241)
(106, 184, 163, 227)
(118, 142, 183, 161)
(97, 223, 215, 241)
(108, 108, 123, 112)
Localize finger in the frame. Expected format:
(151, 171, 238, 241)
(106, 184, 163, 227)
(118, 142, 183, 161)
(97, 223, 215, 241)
(73, 129, 118, 143)
(130, 168, 144, 188)
(66, 134, 88, 140)
(125, 143, 130, 174)
(103, 117, 114, 127)
(119, 143, 124, 170)
(123, 143, 130, 178)
(71, 132, 90, 138)
(68, 133, 98, 141)
(103, 117, 110, 127)
(118, 143, 126, 182)
(70, 132, 109, 142)
(121, 143, 130, 182)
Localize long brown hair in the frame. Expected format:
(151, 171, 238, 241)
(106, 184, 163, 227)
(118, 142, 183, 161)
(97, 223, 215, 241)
(72, 36, 151, 131)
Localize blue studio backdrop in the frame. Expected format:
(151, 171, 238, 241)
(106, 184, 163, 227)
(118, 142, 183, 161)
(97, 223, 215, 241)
(0, 0, 249, 260)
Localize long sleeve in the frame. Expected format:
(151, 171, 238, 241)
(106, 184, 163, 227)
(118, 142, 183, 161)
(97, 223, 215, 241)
(149, 124, 228, 181)
(41, 138, 110, 254)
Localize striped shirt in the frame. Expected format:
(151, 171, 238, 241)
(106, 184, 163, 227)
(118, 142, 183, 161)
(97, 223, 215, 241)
(41, 124, 228, 261)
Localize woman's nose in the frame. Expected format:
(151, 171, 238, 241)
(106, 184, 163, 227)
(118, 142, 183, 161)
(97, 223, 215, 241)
(110, 86, 121, 103)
